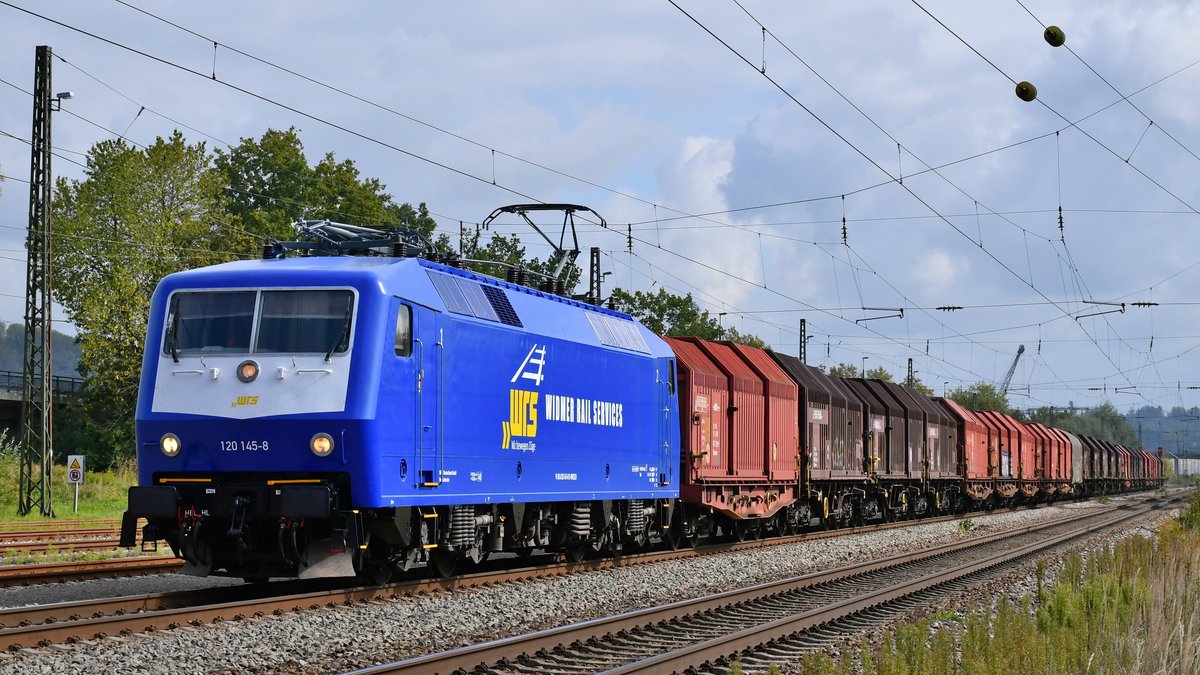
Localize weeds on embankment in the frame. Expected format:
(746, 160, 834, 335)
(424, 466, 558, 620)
(785, 492, 1200, 674)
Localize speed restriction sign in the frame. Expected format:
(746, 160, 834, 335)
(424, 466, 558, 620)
(67, 455, 85, 485)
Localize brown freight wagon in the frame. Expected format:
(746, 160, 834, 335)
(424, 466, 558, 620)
(1049, 427, 1080, 494)
(870, 381, 925, 480)
(843, 379, 908, 479)
(768, 352, 867, 481)
(902, 388, 957, 480)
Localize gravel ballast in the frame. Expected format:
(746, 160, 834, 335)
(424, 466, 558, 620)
(0, 495, 1172, 675)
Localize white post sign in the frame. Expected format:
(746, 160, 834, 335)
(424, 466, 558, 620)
(67, 454, 85, 513)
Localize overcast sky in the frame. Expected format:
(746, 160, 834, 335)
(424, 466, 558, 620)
(2, 1, 1200, 416)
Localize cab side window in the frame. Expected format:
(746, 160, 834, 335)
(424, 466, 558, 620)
(395, 304, 412, 356)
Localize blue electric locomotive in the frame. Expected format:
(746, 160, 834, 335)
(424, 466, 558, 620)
(120, 226, 680, 580)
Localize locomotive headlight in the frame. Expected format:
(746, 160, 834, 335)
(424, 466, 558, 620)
(310, 433, 334, 457)
(237, 360, 259, 383)
(160, 433, 181, 457)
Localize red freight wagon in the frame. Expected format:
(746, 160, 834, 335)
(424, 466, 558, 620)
(1038, 424, 1065, 482)
(688, 339, 766, 479)
(935, 397, 992, 501)
(1023, 422, 1048, 480)
(973, 410, 1018, 480)
(768, 352, 866, 480)
(1026, 423, 1055, 481)
(664, 337, 729, 480)
(934, 398, 988, 479)
(728, 343, 799, 482)
(993, 412, 1034, 483)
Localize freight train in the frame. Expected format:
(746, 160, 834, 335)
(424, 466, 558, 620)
(119, 216, 1163, 582)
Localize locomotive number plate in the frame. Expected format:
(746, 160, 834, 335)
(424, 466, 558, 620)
(219, 440, 270, 452)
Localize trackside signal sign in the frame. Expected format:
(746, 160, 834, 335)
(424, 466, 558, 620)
(67, 455, 85, 485)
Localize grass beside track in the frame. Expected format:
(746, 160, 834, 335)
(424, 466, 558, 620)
(770, 489, 1200, 675)
(0, 430, 136, 523)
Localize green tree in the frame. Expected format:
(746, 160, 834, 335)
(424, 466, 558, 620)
(611, 287, 722, 339)
(825, 362, 894, 380)
(1031, 402, 1138, 446)
(214, 127, 442, 245)
(52, 132, 239, 456)
(459, 229, 582, 291)
(948, 382, 1013, 415)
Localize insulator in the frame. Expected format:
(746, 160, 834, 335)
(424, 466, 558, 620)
(261, 240, 274, 260)
(506, 269, 520, 283)
(517, 270, 529, 286)
(1044, 25, 1066, 47)
(1015, 81, 1038, 102)
(555, 279, 566, 295)
(391, 240, 405, 257)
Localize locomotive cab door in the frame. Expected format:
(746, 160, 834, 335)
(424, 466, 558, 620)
(413, 307, 443, 487)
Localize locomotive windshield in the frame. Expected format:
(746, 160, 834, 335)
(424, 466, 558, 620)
(164, 289, 355, 356)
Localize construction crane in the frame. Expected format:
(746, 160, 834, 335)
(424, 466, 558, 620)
(1000, 345, 1025, 396)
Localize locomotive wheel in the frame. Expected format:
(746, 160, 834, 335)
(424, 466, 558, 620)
(565, 543, 588, 563)
(363, 560, 395, 585)
(429, 550, 459, 578)
(397, 548, 421, 572)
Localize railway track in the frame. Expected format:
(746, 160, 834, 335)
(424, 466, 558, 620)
(347, 494, 1179, 674)
(0, 557, 181, 586)
(0, 505, 1011, 650)
(0, 495, 1170, 655)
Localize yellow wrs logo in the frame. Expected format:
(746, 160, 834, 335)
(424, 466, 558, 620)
(502, 389, 538, 448)
(231, 395, 260, 408)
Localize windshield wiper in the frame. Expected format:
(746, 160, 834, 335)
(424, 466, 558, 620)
(167, 310, 180, 363)
(325, 297, 353, 363)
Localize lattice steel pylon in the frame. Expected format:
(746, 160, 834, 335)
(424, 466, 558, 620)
(19, 45, 55, 517)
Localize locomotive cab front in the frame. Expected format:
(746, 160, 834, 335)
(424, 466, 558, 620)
(121, 262, 387, 580)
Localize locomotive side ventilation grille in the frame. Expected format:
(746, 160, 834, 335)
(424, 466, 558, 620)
(428, 271, 522, 327)
(481, 285, 523, 327)
(586, 312, 649, 353)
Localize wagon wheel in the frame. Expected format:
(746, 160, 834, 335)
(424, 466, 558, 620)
(881, 497, 896, 523)
(667, 508, 699, 550)
(774, 510, 793, 536)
